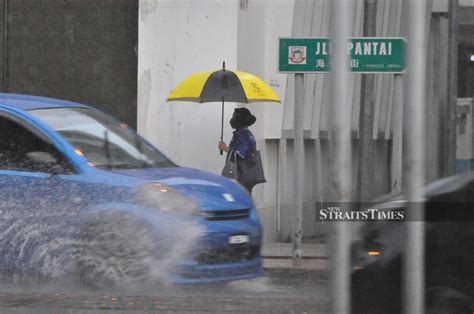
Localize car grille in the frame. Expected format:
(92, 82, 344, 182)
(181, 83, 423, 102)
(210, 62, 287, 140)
(196, 245, 259, 264)
(204, 209, 250, 221)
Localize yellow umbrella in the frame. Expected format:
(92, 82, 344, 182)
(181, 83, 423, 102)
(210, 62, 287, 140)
(167, 62, 280, 154)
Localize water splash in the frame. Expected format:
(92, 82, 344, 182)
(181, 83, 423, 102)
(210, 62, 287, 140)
(0, 186, 205, 290)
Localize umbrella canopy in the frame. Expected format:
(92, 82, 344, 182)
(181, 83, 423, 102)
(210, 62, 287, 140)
(167, 65, 280, 103)
(167, 62, 280, 154)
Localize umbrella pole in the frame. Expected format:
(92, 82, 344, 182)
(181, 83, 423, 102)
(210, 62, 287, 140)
(220, 97, 224, 155)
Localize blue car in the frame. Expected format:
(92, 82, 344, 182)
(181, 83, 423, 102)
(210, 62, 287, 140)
(0, 93, 263, 287)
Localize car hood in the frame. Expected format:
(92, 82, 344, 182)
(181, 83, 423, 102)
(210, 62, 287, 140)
(110, 167, 253, 211)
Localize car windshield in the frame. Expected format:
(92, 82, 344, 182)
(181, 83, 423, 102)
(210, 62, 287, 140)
(30, 107, 175, 170)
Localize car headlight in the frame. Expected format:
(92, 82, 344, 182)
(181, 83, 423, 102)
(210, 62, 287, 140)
(132, 183, 203, 216)
(351, 229, 385, 271)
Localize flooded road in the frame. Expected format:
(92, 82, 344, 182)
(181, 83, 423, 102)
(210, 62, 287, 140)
(0, 268, 328, 313)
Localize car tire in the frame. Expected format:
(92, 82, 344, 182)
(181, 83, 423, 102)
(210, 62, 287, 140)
(74, 213, 156, 289)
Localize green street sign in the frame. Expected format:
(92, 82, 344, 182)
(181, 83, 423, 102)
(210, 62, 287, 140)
(279, 37, 406, 73)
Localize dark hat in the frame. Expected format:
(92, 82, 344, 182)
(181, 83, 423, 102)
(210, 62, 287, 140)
(234, 108, 256, 127)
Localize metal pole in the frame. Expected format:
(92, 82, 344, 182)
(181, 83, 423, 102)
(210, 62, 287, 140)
(357, 0, 377, 201)
(329, 0, 352, 313)
(292, 73, 304, 259)
(446, 0, 458, 176)
(391, 74, 403, 192)
(403, 0, 430, 313)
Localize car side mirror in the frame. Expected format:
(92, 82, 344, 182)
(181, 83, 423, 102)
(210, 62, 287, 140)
(26, 151, 64, 175)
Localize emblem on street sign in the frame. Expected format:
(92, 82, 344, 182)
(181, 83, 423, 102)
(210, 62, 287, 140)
(288, 46, 307, 64)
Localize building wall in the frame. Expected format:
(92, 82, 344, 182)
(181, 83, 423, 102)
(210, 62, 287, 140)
(138, 0, 239, 174)
(0, 3, 5, 91)
(1, 0, 138, 128)
(459, 7, 474, 98)
(460, 0, 474, 6)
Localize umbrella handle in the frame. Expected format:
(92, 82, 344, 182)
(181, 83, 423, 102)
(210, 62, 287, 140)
(220, 98, 224, 155)
(220, 135, 224, 155)
(220, 137, 224, 155)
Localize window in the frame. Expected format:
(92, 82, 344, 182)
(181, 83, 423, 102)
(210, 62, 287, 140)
(30, 108, 174, 170)
(0, 115, 74, 174)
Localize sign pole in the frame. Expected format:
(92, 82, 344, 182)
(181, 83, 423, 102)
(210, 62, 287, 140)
(329, 0, 352, 313)
(357, 0, 377, 201)
(391, 74, 404, 192)
(292, 73, 304, 259)
(403, 0, 431, 313)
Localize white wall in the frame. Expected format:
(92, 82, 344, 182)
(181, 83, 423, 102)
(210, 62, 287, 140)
(237, 0, 293, 140)
(138, 0, 239, 173)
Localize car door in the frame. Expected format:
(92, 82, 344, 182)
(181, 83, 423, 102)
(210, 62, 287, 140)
(0, 110, 81, 277)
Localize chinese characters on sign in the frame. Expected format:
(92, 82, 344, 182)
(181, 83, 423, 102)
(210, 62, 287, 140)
(279, 37, 406, 73)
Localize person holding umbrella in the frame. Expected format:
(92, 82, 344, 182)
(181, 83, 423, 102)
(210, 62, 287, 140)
(218, 108, 257, 193)
(167, 62, 277, 193)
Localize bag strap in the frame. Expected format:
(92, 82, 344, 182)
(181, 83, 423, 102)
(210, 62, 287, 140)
(227, 149, 238, 163)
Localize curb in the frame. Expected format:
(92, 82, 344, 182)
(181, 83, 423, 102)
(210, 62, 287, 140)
(263, 257, 329, 271)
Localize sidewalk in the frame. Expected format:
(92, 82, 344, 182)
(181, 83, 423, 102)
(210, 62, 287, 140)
(262, 242, 328, 271)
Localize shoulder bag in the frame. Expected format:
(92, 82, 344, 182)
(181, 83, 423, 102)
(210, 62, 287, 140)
(221, 150, 239, 180)
(238, 149, 266, 187)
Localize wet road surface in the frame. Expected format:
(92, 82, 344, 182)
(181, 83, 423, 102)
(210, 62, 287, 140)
(0, 268, 328, 313)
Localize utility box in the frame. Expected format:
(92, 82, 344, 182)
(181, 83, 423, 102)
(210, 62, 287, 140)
(456, 98, 474, 172)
